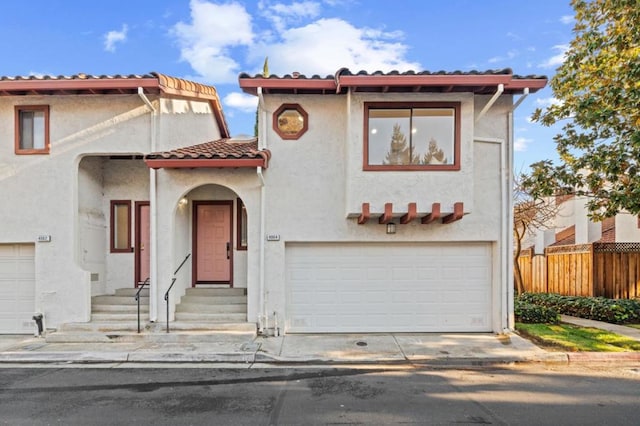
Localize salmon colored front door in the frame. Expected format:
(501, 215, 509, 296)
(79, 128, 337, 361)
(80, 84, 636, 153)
(193, 201, 233, 285)
(135, 202, 150, 287)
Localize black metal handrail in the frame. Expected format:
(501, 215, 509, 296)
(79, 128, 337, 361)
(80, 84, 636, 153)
(135, 277, 150, 333)
(164, 253, 191, 333)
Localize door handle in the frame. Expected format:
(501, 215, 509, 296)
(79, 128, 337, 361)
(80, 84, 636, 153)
(226, 242, 230, 259)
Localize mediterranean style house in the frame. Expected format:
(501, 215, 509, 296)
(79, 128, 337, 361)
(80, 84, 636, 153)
(0, 68, 546, 335)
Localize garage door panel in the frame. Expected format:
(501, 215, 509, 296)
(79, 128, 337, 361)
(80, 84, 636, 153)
(286, 242, 492, 333)
(0, 244, 36, 334)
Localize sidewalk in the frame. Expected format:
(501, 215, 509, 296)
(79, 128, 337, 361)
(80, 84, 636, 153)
(0, 318, 639, 366)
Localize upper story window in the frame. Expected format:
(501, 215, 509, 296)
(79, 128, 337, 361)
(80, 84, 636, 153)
(364, 102, 460, 171)
(15, 105, 50, 155)
(273, 103, 308, 140)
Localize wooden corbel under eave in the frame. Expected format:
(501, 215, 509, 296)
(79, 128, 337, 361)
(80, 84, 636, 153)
(400, 202, 417, 224)
(357, 203, 370, 224)
(442, 202, 464, 224)
(378, 203, 393, 224)
(421, 203, 441, 224)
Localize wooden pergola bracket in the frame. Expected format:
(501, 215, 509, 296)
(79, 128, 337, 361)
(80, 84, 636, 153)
(357, 203, 370, 224)
(378, 203, 393, 224)
(400, 202, 417, 224)
(442, 202, 464, 224)
(421, 203, 441, 224)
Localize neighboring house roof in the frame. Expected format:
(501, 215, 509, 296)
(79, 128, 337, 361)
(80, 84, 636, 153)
(551, 225, 576, 246)
(239, 68, 547, 96)
(145, 138, 270, 169)
(0, 72, 229, 138)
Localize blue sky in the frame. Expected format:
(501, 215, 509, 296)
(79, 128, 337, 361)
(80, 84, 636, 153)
(0, 0, 574, 169)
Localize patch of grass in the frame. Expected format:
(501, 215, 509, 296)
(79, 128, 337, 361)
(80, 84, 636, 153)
(627, 324, 640, 330)
(515, 322, 640, 352)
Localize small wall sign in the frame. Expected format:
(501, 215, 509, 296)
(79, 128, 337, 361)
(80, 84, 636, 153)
(37, 235, 52, 242)
(266, 234, 280, 241)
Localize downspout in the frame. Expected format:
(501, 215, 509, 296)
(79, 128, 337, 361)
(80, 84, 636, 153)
(138, 87, 158, 322)
(257, 87, 267, 332)
(506, 89, 529, 330)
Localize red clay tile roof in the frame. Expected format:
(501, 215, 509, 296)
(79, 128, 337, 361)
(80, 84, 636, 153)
(0, 72, 229, 138)
(144, 138, 270, 169)
(239, 68, 547, 96)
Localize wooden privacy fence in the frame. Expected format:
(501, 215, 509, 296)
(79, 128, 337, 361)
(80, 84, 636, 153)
(517, 243, 640, 299)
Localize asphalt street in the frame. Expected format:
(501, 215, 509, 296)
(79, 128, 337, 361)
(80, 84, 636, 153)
(1, 364, 639, 425)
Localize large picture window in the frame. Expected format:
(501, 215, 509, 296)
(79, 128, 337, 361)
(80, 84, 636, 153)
(364, 102, 460, 171)
(15, 105, 50, 155)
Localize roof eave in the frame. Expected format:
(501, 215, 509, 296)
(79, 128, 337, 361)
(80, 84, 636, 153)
(144, 158, 268, 170)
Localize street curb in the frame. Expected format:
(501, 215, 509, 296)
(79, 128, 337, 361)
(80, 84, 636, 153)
(0, 350, 638, 365)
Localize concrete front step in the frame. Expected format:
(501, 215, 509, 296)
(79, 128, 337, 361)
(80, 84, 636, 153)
(91, 313, 142, 321)
(179, 295, 247, 305)
(50, 321, 256, 342)
(92, 295, 149, 305)
(115, 288, 149, 297)
(174, 312, 247, 322)
(176, 303, 246, 314)
(92, 304, 149, 313)
(186, 288, 246, 297)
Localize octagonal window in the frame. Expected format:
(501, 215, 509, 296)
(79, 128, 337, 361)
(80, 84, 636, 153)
(273, 103, 308, 140)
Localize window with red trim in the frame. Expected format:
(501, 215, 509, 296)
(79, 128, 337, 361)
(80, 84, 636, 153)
(110, 200, 132, 253)
(364, 102, 460, 171)
(237, 198, 247, 250)
(15, 105, 50, 154)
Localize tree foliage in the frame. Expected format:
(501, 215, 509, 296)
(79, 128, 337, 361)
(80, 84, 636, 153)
(513, 173, 559, 295)
(528, 0, 640, 220)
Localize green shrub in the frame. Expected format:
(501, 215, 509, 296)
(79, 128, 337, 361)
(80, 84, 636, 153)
(517, 293, 640, 324)
(514, 299, 560, 324)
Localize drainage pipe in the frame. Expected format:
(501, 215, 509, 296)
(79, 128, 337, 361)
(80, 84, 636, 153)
(257, 87, 267, 332)
(138, 87, 158, 322)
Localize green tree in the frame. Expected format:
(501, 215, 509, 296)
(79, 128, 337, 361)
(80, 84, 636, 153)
(513, 173, 559, 295)
(527, 0, 640, 220)
(383, 123, 418, 165)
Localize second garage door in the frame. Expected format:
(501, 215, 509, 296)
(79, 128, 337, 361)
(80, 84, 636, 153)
(285, 242, 493, 333)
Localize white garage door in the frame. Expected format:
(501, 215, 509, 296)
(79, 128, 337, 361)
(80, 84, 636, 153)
(0, 244, 36, 334)
(286, 242, 492, 333)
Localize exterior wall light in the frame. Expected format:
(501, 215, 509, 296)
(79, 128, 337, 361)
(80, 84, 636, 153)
(179, 197, 188, 206)
(386, 222, 396, 234)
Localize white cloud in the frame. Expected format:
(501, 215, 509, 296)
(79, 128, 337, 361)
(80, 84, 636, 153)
(539, 44, 569, 68)
(535, 97, 562, 107)
(487, 49, 518, 64)
(171, 0, 254, 83)
(560, 15, 574, 24)
(250, 18, 420, 76)
(171, 1, 419, 85)
(514, 137, 533, 152)
(259, 1, 321, 33)
(224, 92, 259, 112)
(104, 24, 128, 52)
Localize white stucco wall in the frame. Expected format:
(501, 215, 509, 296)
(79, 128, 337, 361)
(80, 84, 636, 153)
(0, 93, 221, 328)
(255, 91, 511, 332)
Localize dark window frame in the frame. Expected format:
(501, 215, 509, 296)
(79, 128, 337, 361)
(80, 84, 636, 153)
(273, 103, 309, 140)
(15, 105, 50, 155)
(363, 102, 461, 171)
